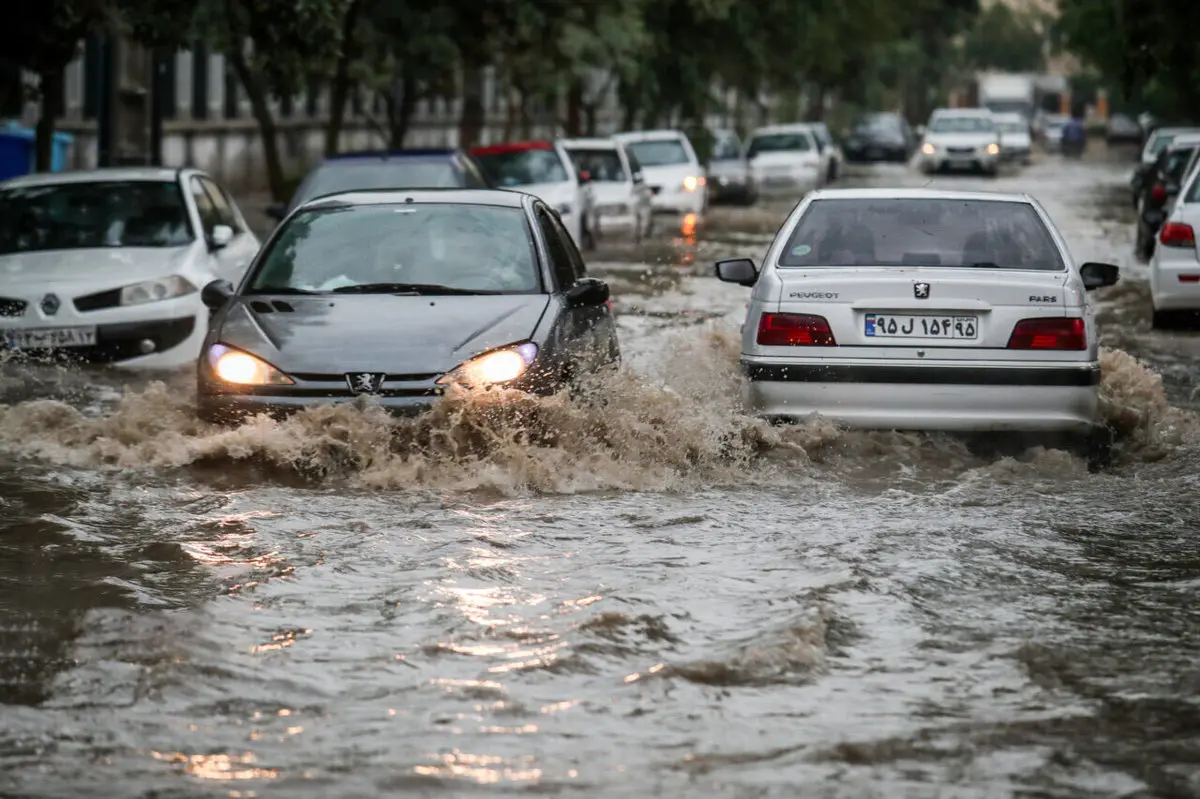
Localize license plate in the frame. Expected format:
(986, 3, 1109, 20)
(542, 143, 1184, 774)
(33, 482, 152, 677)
(865, 314, 978, 339)
(598, 204, 626, 214)
(3, 326, 98, 349)
(867, 148, 882, 159)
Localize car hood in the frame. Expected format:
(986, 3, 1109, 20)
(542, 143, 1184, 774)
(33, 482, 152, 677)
(926, 132, 998, 147)
(1000, 131, 1032, 146)
(217, 293, 551, 375)
(0, 245, 200, 289)
(750, 151, 820, 168)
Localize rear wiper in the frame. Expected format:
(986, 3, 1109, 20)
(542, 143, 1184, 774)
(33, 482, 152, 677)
(330, 282, 502, 295)
(250, 285, 319, 295)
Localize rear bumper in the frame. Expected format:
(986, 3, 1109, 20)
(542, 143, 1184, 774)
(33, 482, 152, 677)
(741, 359, 1100, 432)
(1150, 253, 1200, 310)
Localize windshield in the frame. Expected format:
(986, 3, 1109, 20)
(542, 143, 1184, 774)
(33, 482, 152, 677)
(251, 203, 541, 294)
(747, 133, 812, 158)
(475, 148, 569, 187)
(711, 135, 742, 160)
(1165, 147, 1197, 183)
(929, 116, 996, 134)
(0, 180, 194, 255)
(998, 121, 1028, 134)
(626, 139, 691, 167)
(291, 160, 463, 210)
(855, 115, 902, 133)
(778, 198, 1064, 271)
(1149, 133, 1180, 156)
(564, 148, 627, 182)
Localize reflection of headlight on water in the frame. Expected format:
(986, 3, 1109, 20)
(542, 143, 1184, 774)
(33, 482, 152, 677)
(437, 342, 539, 388)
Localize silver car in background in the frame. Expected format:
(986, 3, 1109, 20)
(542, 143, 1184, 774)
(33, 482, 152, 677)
(706, 128, 757, 205)
(714, 188, 1120, 459)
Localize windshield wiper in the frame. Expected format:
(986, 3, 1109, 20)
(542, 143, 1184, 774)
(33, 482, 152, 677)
(330, 282, 502, 295)
(250, 285, 319, 295)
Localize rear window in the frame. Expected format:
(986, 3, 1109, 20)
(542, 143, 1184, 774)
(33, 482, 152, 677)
(474, 148, 569, 187)
(1147, 133, 1176, 157)
(930, 116, 996, 134)
(747, 133, 812, 157)
(626, 139, 691, 167)
(291, 160, 460, 210)
(564, 148, 627, 182)
(778, 198, 1064, 271)
(1165, 146, 1197, 183)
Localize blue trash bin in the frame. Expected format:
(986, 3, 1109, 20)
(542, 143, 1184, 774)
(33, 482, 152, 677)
(51, 131, 74, 172)
(0, 126, 75, 180)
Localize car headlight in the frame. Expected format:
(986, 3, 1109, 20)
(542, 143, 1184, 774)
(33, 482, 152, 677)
(206, 343, 294, 385)
(921, 142, 936, 155)
(682, 176, 706, 192)
(555, 203, 573, 215)
(120, 275, 196, 306)
(985, 142, 1001, 155)
(436, 342, 538, 388)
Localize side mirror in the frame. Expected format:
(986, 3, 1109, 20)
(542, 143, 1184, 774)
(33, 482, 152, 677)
(208, 224, 234, 250)
(577, 170, 592, 184)
(631, 171, 643, 184)
(565, 277, 610, 308)
(266, 202, 287, 221)
(715, 257, 759, 287)
(201, 278, 236, 310)
(1079, 261, 1120, 291)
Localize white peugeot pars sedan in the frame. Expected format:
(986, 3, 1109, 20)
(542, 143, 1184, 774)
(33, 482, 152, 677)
(0, 167, 261, 368)
(716, 188, 1120, 457)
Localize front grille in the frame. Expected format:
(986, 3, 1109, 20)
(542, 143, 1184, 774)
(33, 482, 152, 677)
(289, 372, 440, 383)
(947, 146, 975, 155)
(648, 186, 662, 195)
(0, 297, 26, 317)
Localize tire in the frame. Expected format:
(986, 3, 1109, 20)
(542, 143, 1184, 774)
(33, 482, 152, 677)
(1075, 425, 1114, 472)
(1151, 309, 1174, 329)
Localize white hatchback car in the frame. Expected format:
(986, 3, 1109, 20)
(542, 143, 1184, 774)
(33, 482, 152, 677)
(715, 188, 1120, 455)
(559, 137, 653, 242)
(611, 130, 707, 218)
(919, 109, 1002, 176)
(1148, 159, 1200, 328)
(745, 124, 826, 198)
(0, 167, 261, 368)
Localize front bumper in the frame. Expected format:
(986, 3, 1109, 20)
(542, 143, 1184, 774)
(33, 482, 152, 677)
(920, 150, 1000, 172)
(0, 315, 197, 363)
(845, 143, 908, 162)
(197, 392, 440, 423)
(740, 358, 1100, 433)
(708, 176, 754, 202)
(648, 187, 705, 215)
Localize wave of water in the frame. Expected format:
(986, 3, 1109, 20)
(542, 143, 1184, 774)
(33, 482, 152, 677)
(0, 330, 1192, 495)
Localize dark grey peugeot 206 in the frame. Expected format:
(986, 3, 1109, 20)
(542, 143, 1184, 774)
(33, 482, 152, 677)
(195, 188, 620, 423)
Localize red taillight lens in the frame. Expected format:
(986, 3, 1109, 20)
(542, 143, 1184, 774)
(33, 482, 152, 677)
(1151, 183, 1167, 202)
(1006, 317, 1086, 350)
(1159, 222, 1196, 248)
(756, 313, 837, 346)
(1179, 275, 1200, 283)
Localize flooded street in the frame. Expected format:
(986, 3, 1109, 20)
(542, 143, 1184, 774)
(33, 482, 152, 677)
(4, 151, 1200, 798)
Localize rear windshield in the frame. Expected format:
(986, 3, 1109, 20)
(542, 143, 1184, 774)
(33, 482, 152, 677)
(930, 116, 996, 134)
(291, 160, 463, 210)
(778, 198, 1064, 271)
(1165, 146, 1197, 183)
(747, 133, 812, 157)
(251, 203, 541, 294)
(626, 139, 691, 167)
(475, 148, 569, 187)
(564, 148, 627, 182)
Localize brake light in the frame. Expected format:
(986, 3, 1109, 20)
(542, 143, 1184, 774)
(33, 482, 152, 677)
(1159, 222, 1196, 248)
(756, 313, 837, 346)
(1179, 275, 1200, 283)
(1006, 317, 1086, 350)
(1151, 183, 1167, 202)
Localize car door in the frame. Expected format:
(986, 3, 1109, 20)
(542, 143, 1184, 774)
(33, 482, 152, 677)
(187, 176, 251, 284)
(533, 204, 607, 373)
(196, 176, 260, 281)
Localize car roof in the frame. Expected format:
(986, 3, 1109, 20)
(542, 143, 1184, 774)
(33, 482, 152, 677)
(806, 187, 1032, 204)
(1150, 127, 1200, 136)
(559, 138, 617, 149)
(931, 107, 993, 117)
(612, 129, 686, 141)
(0, 166, 187, 187)
(469, 140, 555, 156)
(323, 148, 462, 163)
(751, 123, 815, 135)
(1166, 135, 1200, 149)
(296, 187, 531, 212)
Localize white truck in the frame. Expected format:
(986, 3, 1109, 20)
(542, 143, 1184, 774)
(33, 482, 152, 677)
(977, 73, 1037, 121)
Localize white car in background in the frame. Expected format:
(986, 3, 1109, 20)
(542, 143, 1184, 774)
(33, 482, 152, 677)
(918, 108, 1002, 176)
(810, 122, 844, 183)
(0, 167, 260, 368)
(744, 124, 826, 198)
(714, 187, 1120, 461)
(611, 130, 707, 218)
(1148, 158, 1200, 328)
(469, 140, 597, 250)
(993, 112, 1033, 165)
(559, 137, 653, 242)
(1041, 114, 1068, 153)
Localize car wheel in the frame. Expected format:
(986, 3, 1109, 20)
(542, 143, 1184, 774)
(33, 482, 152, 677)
(1075, 425, 1115, 473)
(1151, 309, 1175, 329)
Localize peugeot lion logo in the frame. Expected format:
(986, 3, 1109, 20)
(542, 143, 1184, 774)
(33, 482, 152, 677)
(913, 282, 931, 300)
(346, 373, 386, 394)
(40, 293, 60, 315)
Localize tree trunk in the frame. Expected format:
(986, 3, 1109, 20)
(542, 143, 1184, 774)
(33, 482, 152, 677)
(35, 69, 64, 172)
(385, 72, 417, 148)
(457, 60, 485, 148)
(807, 86, 826, 121)
(325, 0, 362, 156)
(565, 78, 583, 136)
(228, 47, 286, 201)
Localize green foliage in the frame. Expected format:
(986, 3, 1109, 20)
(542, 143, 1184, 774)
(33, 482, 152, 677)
(962, 3, 1046, 73)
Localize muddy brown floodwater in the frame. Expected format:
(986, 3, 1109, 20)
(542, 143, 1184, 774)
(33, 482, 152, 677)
(2, 149, 1200, 799)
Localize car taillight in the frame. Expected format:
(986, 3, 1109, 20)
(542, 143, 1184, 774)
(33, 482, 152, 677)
(756, 313, 837, 346)
(1151, 183, 1167, 202)
(1006, 317, 1086, 350)
(1159, 222, 1196, 248)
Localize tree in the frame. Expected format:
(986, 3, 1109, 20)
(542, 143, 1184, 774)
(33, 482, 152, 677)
(962, 3, 1046, 73)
